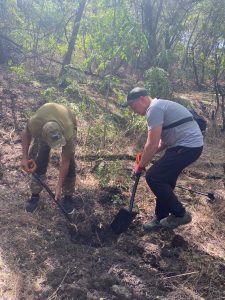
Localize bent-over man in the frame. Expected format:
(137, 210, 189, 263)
(21, 103, 77, 214)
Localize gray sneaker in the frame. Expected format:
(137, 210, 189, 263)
(143, 218, 162, 232)
(160, 212, 192, 229)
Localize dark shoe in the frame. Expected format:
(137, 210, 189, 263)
(143, 218, 162, 232)
(61, 196, 74, 214)
(160, 212, 192, 229)
(26, 195, 39, 213)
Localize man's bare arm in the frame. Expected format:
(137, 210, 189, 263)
(139, 125, 162, 169)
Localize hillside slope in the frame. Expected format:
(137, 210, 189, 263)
(1, 68, 225, 300)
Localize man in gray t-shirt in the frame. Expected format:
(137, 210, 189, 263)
(123, 87, 203, 230)
(147, 99, 203, 148)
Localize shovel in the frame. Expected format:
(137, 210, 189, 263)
(110, 153, 142, 234)
(176, 185, 215, 203)
(22, 160, 77, 230)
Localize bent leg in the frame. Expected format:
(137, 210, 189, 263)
(62, 154, 76, 197)
(29, 139, 50, 194)
(146, 146, 203, 219)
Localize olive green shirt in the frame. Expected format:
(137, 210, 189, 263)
(28, 103, 77, 157)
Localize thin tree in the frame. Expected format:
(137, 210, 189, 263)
(59, 0, 87, 77)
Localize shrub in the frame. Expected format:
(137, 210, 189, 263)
(40, 87, 57, 100)
(144, 67, 173, 99)
(99, 75, 120, 94)
(95, 159, 130, 189)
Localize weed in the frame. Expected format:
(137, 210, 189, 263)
(64, 82, 82, 98)
(111, 194, 126, 205)
(9, 64, 28, 80)
(95, 159, 130, 190)
(40, 87, 57, 100)
(25, 110, 35, 118)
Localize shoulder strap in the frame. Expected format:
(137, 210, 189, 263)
(163, 116, 194, 130)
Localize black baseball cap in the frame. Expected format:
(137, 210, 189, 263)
(122, 87, 148, 107)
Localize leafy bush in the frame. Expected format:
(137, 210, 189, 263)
(99, 75, 120, 94)
(86, 119, 118, 150)
(95, 159, 130, 189)
(40, 87, 57, 100)
(9, 64, 28, 80)
(64, 82, 82, 98)
(144, 67, 173, 99)
(111, 194, 126, 205)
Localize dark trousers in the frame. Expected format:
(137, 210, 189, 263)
(145, 146, 203, 220)
(29, 139, 76, 196)
(34, 141, 76, 178)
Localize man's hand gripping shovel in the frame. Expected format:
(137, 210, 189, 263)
(110, 153, 144, 234)
(22, 159, 77, 231)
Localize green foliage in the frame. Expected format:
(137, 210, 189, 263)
(69, 102, 81, 115)
(64, 82, 82, 97)
(127, 114, 147, 135)
(98, 75, 120, 94)
(40, 87, 57, 100)
(51, 96, 68, 105)
(111, 194, 126, 205)
(86, 116, 119, 150)
(95, 159, 130, 189)
(155, 49, 175, 70)
(191, 252, 201, 261)
(96, 160, 111, 188)
(25, 110, 35, 119)
(2, 0, 225, 89)
(144, 67, 173, 99)
(56, 75, 71, 88)
(9, 64, 27, 79)
(77, 0, 147, 74)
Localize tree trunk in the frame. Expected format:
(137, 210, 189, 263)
(217, 83, 225, 131)
(214, 54, 220, 115)
(191, 46, 200, 89)
(142, 0, 163, 69)
(221, 95, 225, 131)
(59, 0, 87, 77)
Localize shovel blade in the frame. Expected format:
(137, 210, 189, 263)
(110, 208, 137, 234)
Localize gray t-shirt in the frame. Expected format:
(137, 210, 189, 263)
(146, 99, 203, 148)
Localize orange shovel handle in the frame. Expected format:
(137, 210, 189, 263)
(135, 152, 142, 164)
(22, 159, 37, 174)
(134, 152, 144, 173)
